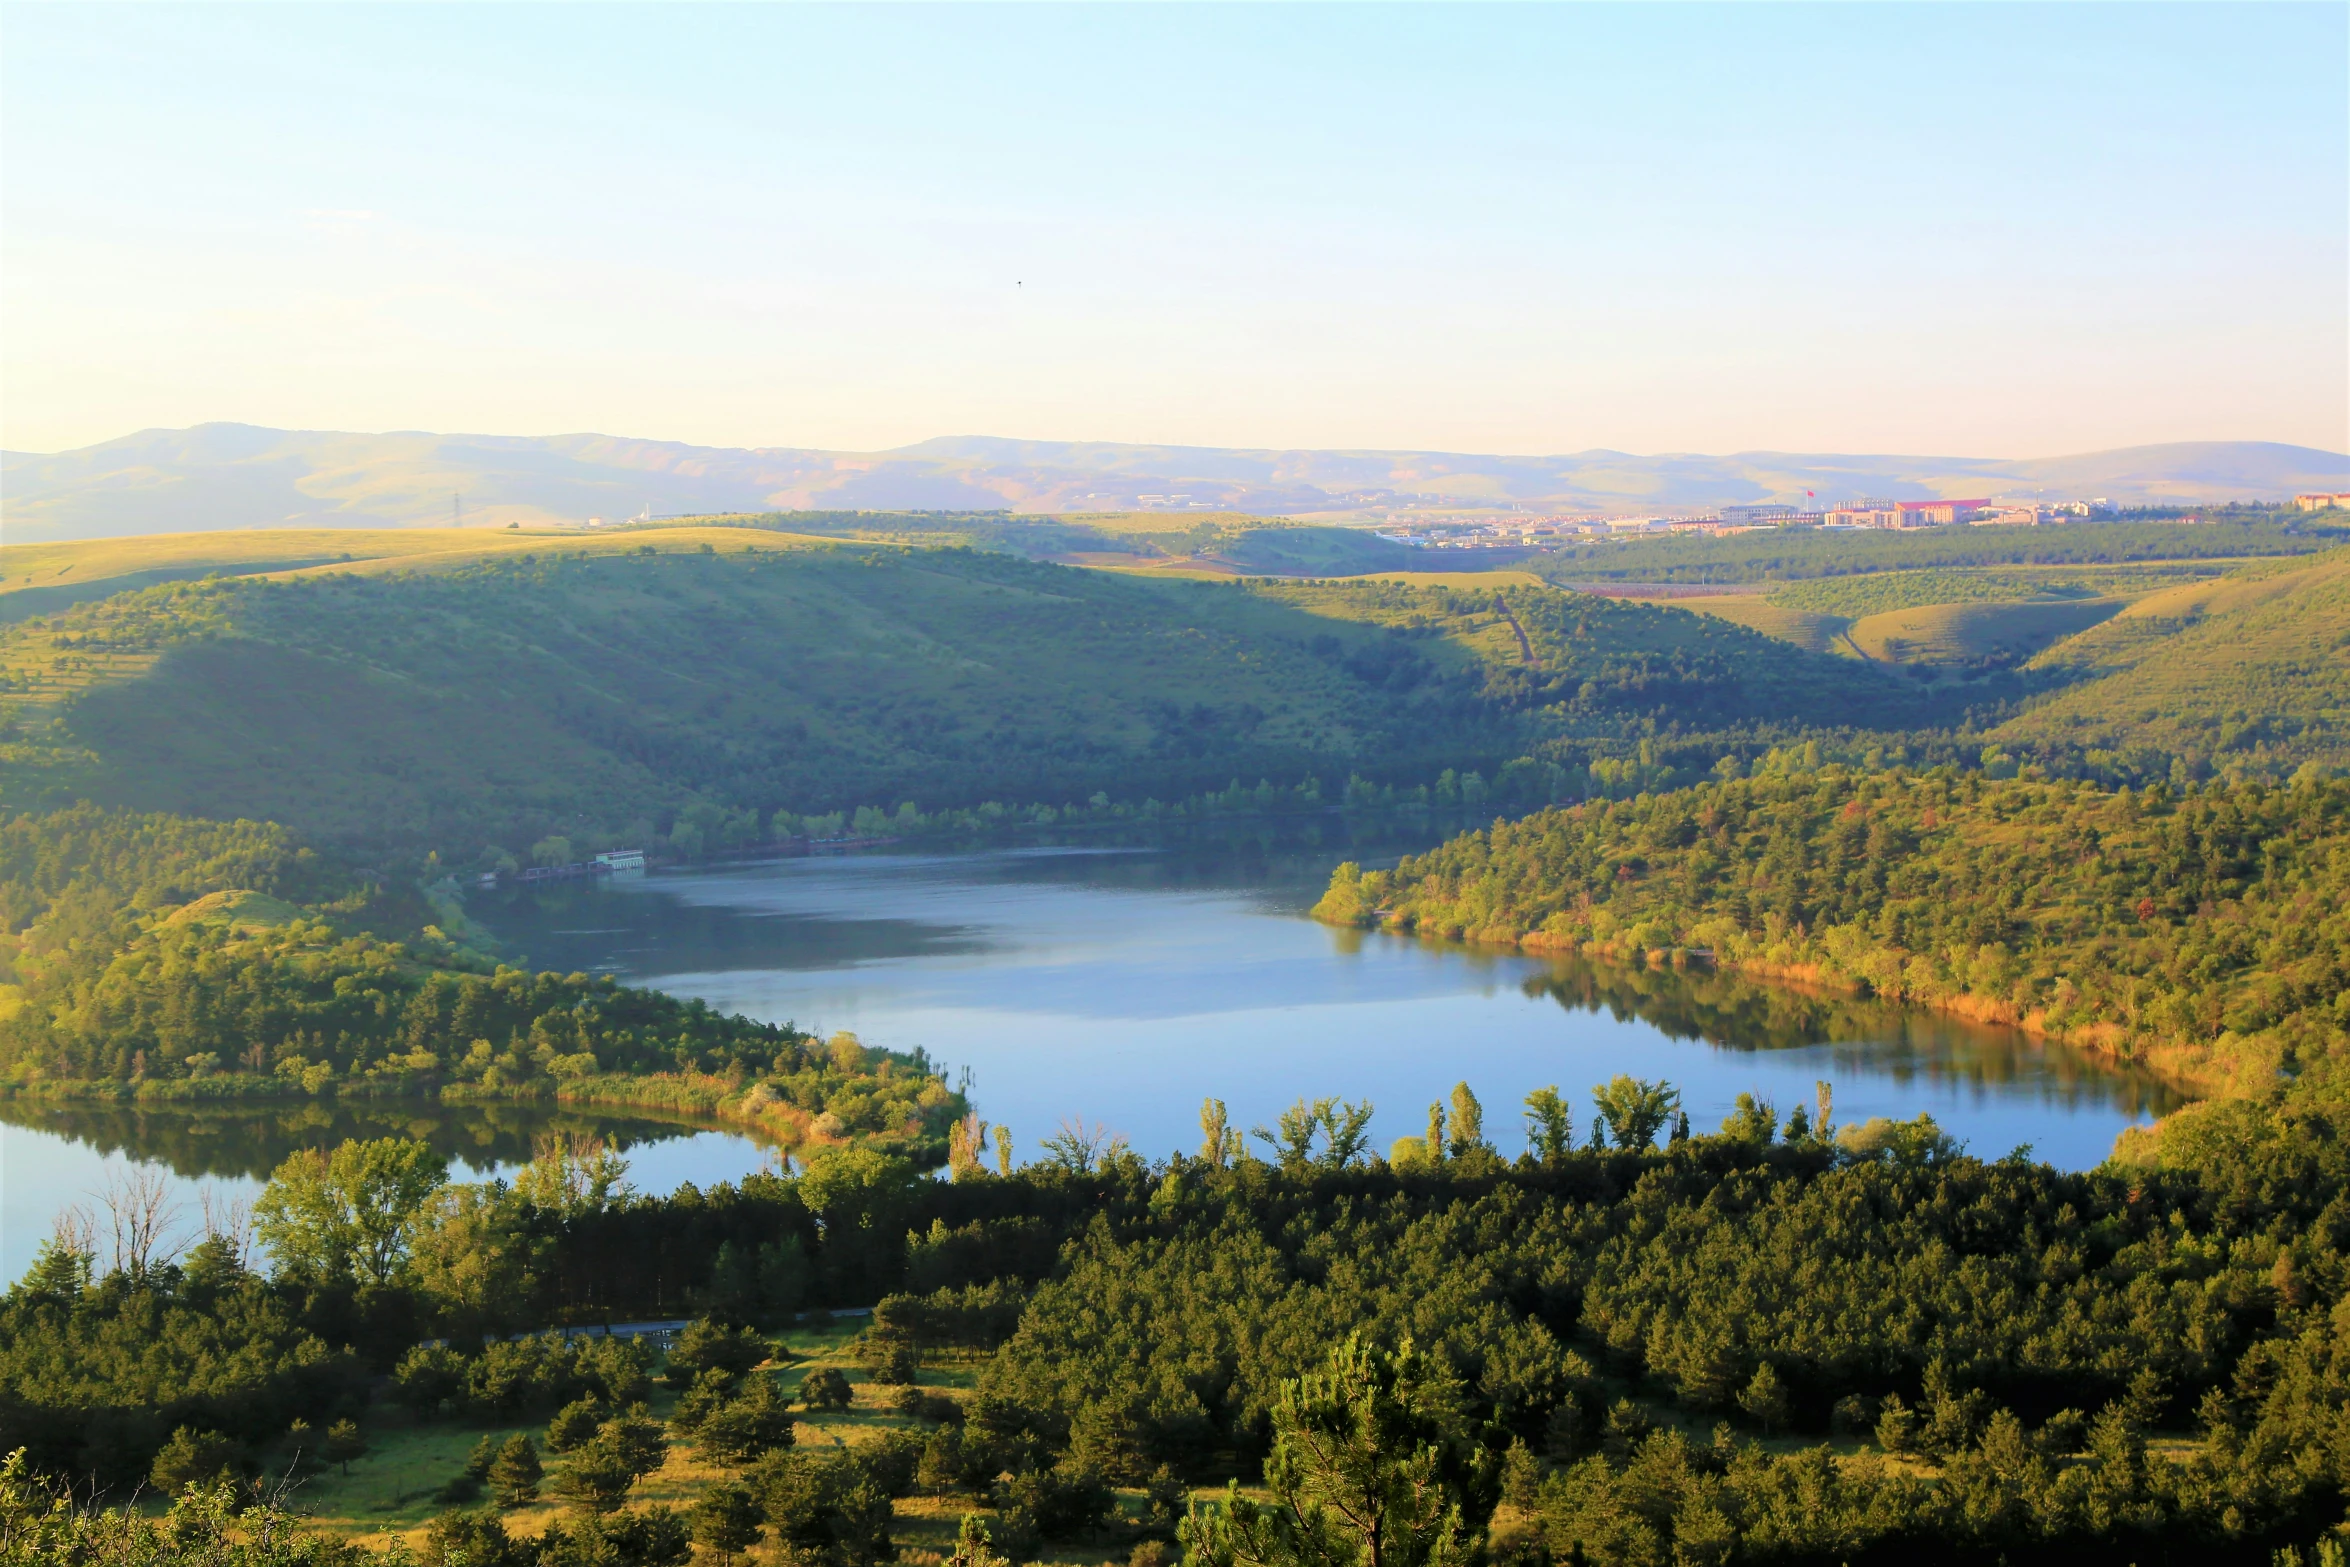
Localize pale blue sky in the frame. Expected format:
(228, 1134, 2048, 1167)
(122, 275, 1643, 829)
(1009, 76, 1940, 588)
(4, 3, 2344, 458)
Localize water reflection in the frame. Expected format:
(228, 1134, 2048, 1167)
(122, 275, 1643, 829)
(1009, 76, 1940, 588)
(0, 823, 2187, 1282)
(1511, 952, 2185, 1117)
(0, 1098, 751, 1184)
(471, 831, 2178, 1172)
(0, 1101, 783, 1282)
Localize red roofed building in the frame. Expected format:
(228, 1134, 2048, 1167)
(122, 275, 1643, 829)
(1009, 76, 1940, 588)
(1895, 498, 1991, 526)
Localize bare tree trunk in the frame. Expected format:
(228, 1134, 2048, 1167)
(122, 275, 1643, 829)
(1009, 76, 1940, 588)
(199, 1186, 256, 1269)
(99, 1166, 185, 1277)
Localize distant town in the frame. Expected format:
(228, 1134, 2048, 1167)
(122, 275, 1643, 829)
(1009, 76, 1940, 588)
(1356, 494, 2344, 551)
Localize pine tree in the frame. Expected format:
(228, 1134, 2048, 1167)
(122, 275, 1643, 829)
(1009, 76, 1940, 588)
(323, 1418, 368, 1477)
(488, 1433, 542, 1507)
(691, 1481, 763, 1566)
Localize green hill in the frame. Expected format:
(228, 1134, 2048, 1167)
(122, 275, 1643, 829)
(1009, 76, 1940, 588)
(1657, 594, 1854, 655)
(1996, 548, 2350, 771)
(1845, 596, 2125, 667)
(0, 535, 1918, 855)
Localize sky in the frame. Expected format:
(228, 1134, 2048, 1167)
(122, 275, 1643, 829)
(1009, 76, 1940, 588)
(3, 3, 2345, 461)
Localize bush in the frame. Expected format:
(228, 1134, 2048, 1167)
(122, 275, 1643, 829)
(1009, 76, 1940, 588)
(691, 1481, 765, 1566)
(853, 1429, 924, 1500)
(750, 1451, 896, 1567)
(856, 1324, 919, 1386)
(699, 1377, 796, 1465)
(149, 1427, 241, 1492)
(424, 1507, 537, 1567)
(553, 1437, 639, 1515)
(469, 1335, 593, 1418)
(540, 1503, 693, 1567)
(393, 1343, 470, 1416)
(994, 1462, 1114, 1542)
(893, 1385, 964, 1424)
(672, 1368, 735, 1434)
(666, 1320, 769, 1389)
(799, 1367, 853, 1412)
(577, 1336, 655, 1408)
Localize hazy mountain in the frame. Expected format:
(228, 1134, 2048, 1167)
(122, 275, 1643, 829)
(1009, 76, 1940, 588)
(4, 424, 2342, 543)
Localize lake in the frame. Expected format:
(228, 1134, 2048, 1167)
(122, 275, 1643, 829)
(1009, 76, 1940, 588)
(0, 822, 2184, 1282)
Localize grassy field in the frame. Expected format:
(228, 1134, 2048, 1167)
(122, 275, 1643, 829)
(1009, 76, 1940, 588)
(1843, 595, 2124, 665)
(291, 1318, 1192, 1565)
(1660, 594, 1854, 656)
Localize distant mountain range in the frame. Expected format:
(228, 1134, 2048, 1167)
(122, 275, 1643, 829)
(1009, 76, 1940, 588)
(5, 424, 2344, 542)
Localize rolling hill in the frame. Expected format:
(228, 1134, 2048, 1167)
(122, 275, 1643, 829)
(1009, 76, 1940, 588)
(5, 422, 2342, 541)
(1996, 548, 2350, 771)
(1845, 597, 2125, 666)
(0, 533, 1919, 854)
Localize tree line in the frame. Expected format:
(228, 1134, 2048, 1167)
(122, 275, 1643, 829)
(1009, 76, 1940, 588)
(1318, 770, 2350, 1107)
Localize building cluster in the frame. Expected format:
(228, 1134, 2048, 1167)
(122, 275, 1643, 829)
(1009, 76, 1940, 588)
(2296, 493, 2350, 511)
(1369, 494, 2121, 549)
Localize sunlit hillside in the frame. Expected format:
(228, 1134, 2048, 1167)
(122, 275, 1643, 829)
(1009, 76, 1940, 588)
(0, 537, 1910, 852)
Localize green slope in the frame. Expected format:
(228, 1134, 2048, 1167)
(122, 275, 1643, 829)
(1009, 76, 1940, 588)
(1997, 548, 2350, 769)
(1846, 596, 2124, 666)
(0, 537, 1920, 854)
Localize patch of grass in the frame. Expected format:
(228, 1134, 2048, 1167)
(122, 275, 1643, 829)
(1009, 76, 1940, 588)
(287, 1415, 542, 1549)
(1846, 597, 2125, 666)
(159, 888, 308, 932)
(1664, 594, 1853, 656)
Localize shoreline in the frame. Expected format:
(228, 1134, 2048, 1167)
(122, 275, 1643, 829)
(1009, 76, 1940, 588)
(0, 1071, 914, 1164)
(1318, 910, 2230, 1102)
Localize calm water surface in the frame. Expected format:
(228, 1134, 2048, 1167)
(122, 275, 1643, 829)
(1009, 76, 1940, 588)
(487, 827, 2178, 1166)
(0, 825, 2183, 1282)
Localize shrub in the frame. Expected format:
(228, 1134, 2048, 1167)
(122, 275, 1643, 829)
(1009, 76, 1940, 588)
(553, 1437, 638, 1515)
(665, 1320, 769, 1389)
(424, 1507, 537, 1567)
(856, 1324, 919, 1386)
(149, 1427, 240, 1493)
(540, 1504, 693, 1567)
(394, 1343, 469, 1415)
(799, 1367, 853, 1412)
(672, 1369, 735, 1434)
(699, 1377, 796, 1465)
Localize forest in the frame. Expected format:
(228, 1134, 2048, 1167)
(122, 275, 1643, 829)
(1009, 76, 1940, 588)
(1, 521, 2347, 1565)
(1317, 770, 2349, 1105)
(5, 1072, 2345, 1564)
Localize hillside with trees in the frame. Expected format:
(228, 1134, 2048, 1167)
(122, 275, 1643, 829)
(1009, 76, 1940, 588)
(0, 540, 1923, 854)
(1316, 770, 2349, 1114)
